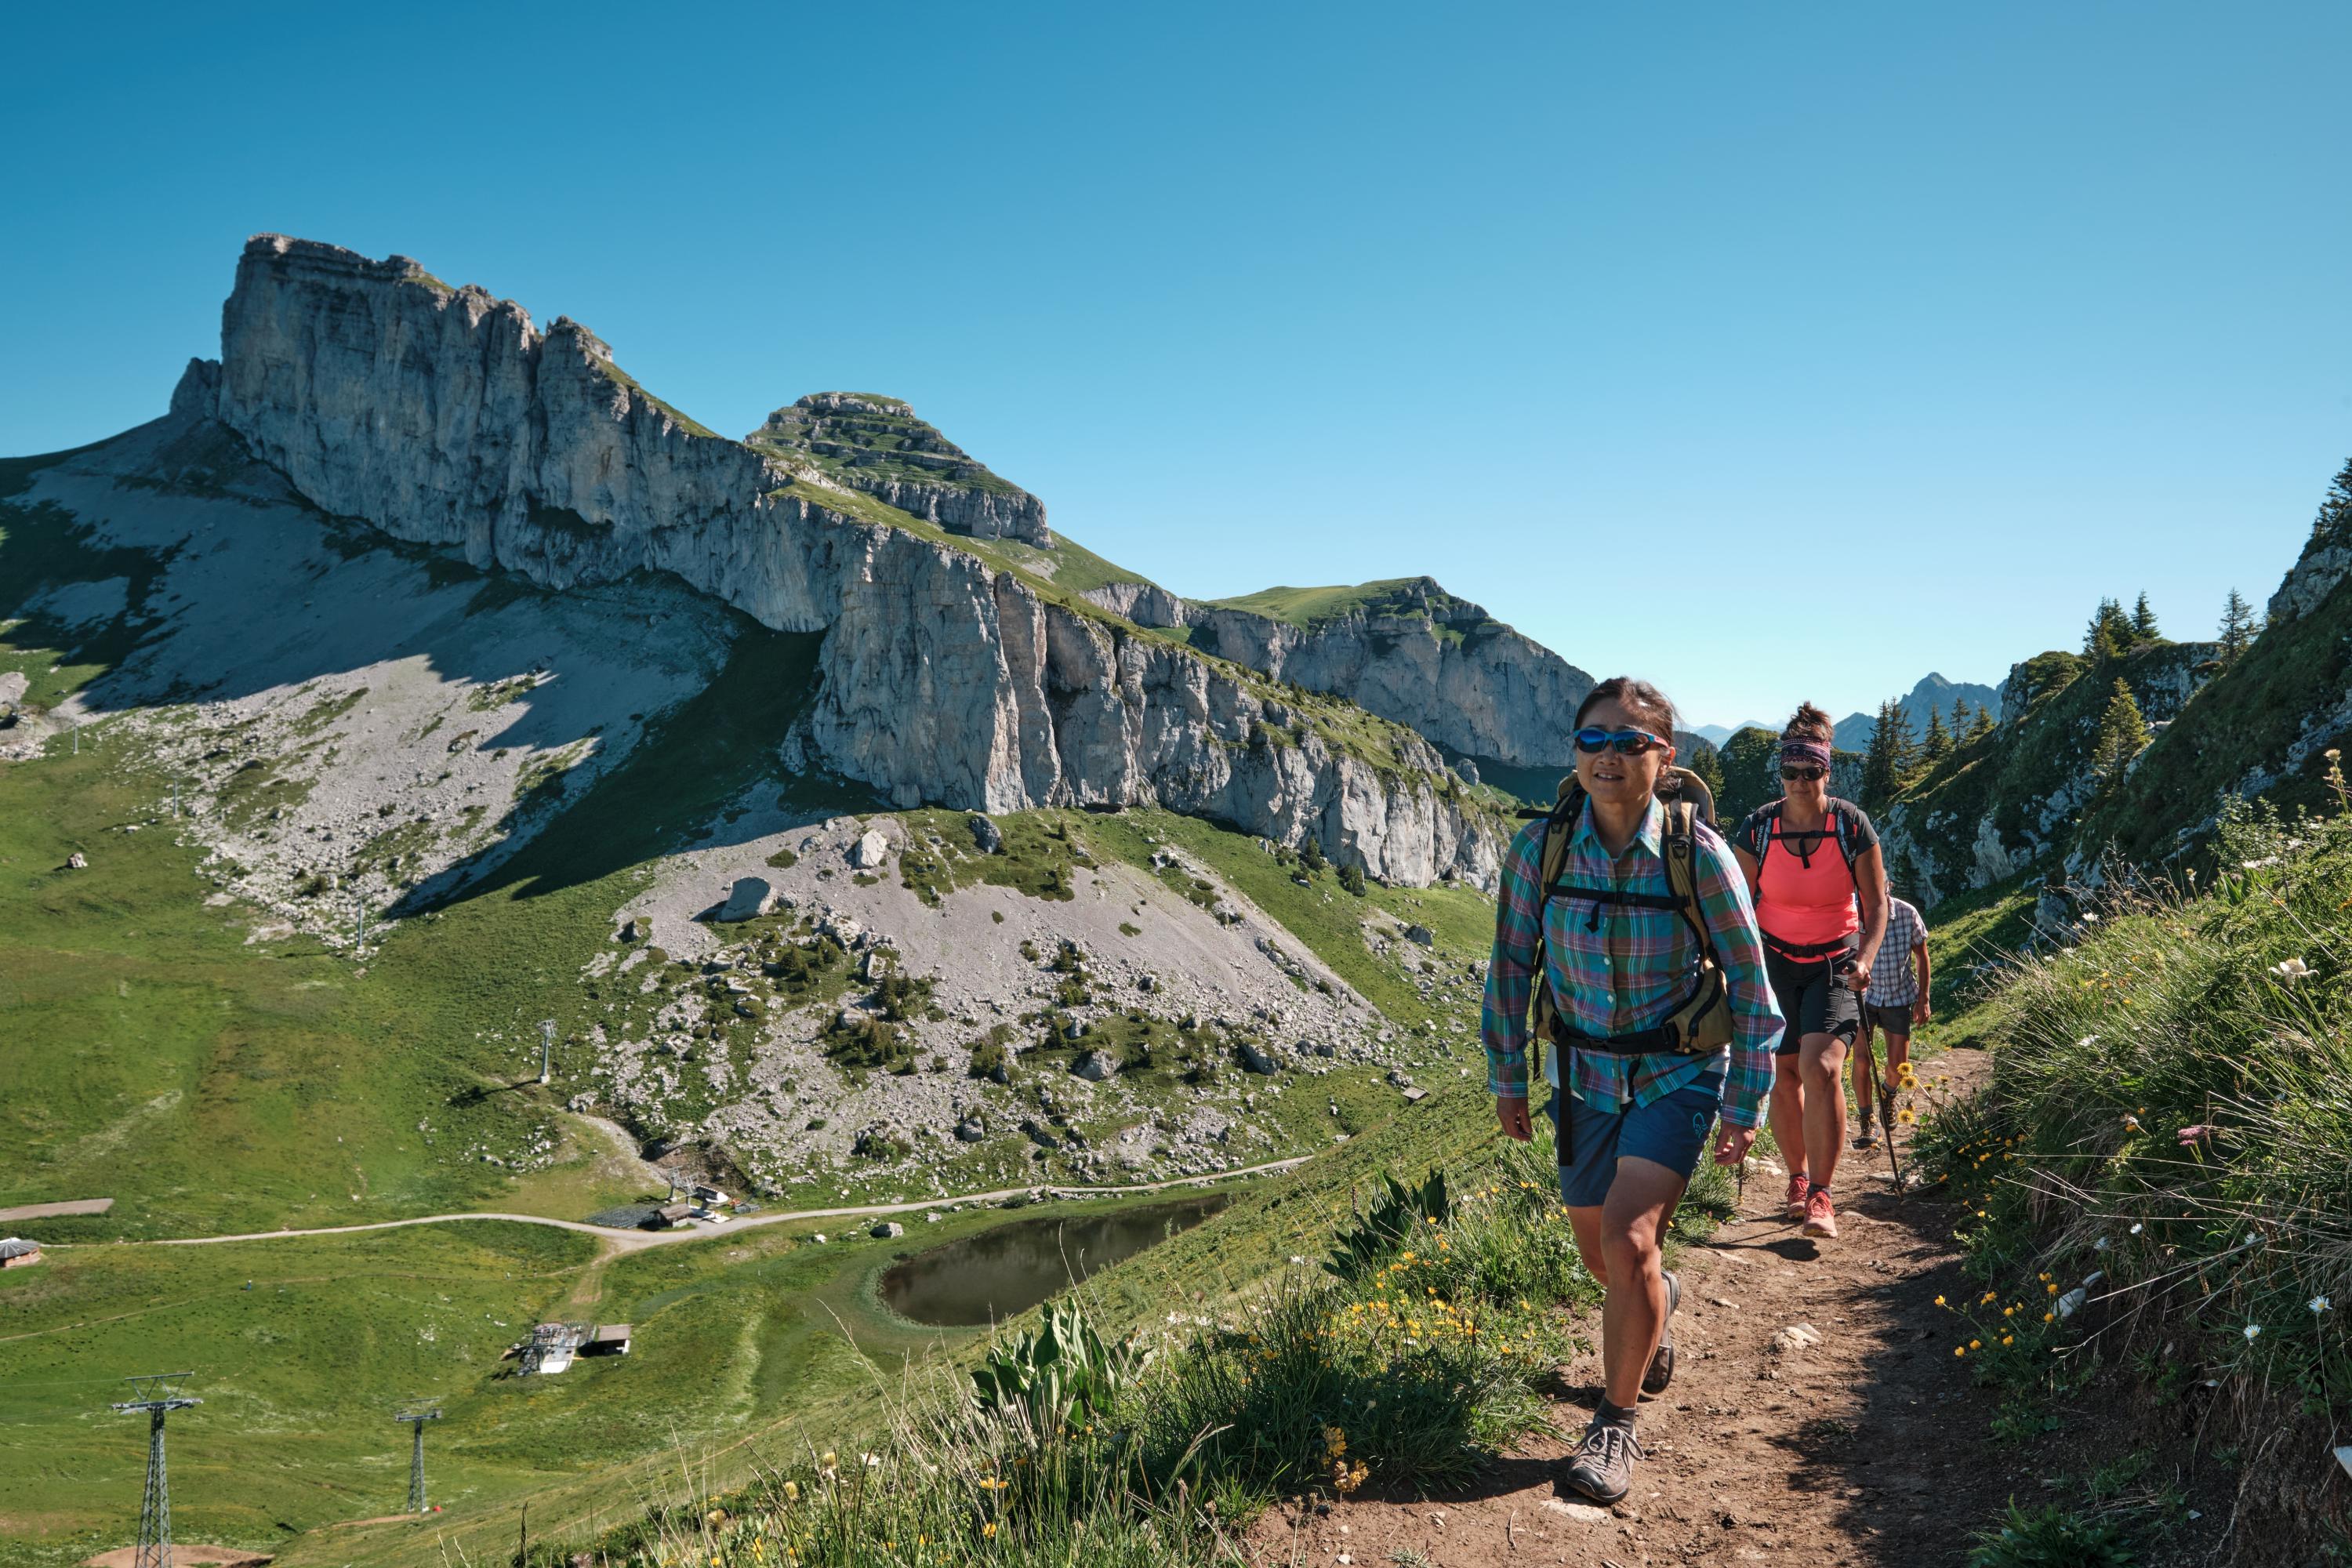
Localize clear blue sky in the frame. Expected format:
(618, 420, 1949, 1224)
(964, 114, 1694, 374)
(5, 2, 2347, 727)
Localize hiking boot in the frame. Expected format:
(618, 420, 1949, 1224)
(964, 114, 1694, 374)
(1853, 1128, 1878, 1150)
(1802, 1186, 1838, 1239)
(1561, 1413, 1645, 1505)
(1784, 1172, 1810, 1219)
(1641, 1270, 1679, 1396)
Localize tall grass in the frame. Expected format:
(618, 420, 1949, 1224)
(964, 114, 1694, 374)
(591, 1112, 1702, 1566)
(1915, 791, 2352, 1479)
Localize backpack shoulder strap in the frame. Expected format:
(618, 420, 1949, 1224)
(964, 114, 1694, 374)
(1659, 798, 1723, 966)
(1828, 799, 1864, 875)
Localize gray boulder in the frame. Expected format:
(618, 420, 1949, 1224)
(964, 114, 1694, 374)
(1403, 924, 1436, 946)
(955, 1115, 988, 1142)
(1073, 1050, 1118, 1082)
(1238, 1041, 1281, 1076)
(968, 813, 1004, 853)
(717, 877, 775, 922)
(871, 1221, 905, 1240)
(850, 828, 890, 869)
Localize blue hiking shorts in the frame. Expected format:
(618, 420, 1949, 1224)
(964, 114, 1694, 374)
(1547, 1073, 1725, 1210)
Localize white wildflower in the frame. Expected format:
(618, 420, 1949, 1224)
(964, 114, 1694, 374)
(2082, 913, 2100, 924)
(2310, 1295, 2333, 1314)
(2077, 1034, 2100, 1048)
(2129, 1222, 2144, 1236)
(1289, 1254, 1308, 1266)
(2244, 1323, 2263, 1342)
(2269, 957, 2311, 983)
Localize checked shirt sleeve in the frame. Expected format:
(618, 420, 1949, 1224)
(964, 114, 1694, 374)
(1480, 819, 1548, 1099)
(1693, 827, 1782, 1127)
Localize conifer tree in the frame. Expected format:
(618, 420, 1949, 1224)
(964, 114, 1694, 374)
(1921, 705, 1954, 766)
(2083, 597, 2136, 659)
(2131, 592, 2160, 641)
(1299, 836, 1327, 873)
(2309, 456, 2352, 551)
(1860, 697, 1915, 812)
(2090, 678, 2153, 785)
(2218, 587, 2259, 661)
(1949, 697, 1973, 736)
(1967, 702, 1998, 743)
(1685, 741, 1726, 808)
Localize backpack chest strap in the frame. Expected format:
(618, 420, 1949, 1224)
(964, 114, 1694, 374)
(1545, 880, 1690, 932)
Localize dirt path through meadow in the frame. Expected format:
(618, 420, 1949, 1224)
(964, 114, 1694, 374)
(1249, 1047, 2033, 1568)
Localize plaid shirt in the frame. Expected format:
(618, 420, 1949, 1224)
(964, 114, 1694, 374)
(1481, 797, 1781, 1128)
(1866, 897, 1928, 1005)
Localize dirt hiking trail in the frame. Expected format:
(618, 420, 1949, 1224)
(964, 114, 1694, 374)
(1247, 1047, 2114, 1567)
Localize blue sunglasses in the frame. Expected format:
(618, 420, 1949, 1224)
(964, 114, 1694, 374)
(1574, 725, 1668, 755)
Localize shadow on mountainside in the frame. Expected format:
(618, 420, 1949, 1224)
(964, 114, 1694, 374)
(395, 624, 872, 915)
(2, 423, 878, 912)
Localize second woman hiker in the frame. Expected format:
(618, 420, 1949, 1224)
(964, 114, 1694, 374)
(1484, 676, 1782, 1508)
(1729, 703, 1890, 1241)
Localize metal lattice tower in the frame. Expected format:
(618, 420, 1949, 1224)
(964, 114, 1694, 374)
(394, 1404, 442, 1513)
(111, 1374, 199, 1568)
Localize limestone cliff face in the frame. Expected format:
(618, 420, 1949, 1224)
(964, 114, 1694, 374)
(183, 235, 1497, 885)
(1082, 577, 1595, 769)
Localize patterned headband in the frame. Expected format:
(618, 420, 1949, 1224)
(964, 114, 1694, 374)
(1781, 737, 1832, 769)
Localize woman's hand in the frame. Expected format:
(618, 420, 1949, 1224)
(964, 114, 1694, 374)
(1714, 1122, 1757, 1167)
(1497, 1096, 1533, 1142)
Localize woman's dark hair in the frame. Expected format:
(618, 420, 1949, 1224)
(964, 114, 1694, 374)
(1576, 676, 1680, 738)
(1782, 702, 1835, 743)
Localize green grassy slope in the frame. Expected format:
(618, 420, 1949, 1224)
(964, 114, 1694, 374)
(1202, 577, 1490, 633)
(0, 495, 852, 1235)
(0, 1222, 593, 1568)
(1882, 639, 2211, 898)
(2075, 575, 2352, 867)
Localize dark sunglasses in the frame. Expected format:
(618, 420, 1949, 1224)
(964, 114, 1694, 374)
(1780, 765, 1826, 782)
(1575, 726, 1667, 756)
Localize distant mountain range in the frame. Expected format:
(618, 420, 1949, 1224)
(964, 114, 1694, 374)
(1690, 721, 1773, 747)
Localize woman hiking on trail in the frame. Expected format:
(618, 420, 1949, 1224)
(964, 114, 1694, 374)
(1484, 676, 1783, 1507)
(1729, 704, 1890, 1241)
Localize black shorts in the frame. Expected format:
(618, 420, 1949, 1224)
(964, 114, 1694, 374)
(1863, 1001, 1915, 1038)
(1764, 945, 1861, 1051)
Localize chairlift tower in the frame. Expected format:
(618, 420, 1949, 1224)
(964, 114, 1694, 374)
(539, 1018, 555, 1085)
(394, 1404, 442, 1513)
(111, 1373, 199, 1568)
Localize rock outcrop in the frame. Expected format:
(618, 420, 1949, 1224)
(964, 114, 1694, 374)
(748, 393, 1051, 546)
(177, 235, 1498, 886)
(1078, 577, 1594, 769)
(1877, 639, 2221, 904)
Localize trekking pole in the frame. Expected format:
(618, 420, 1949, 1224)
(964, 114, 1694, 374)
(1879, 1087, 1904, 1197)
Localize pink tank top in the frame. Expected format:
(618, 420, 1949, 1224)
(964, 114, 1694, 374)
(1756, 813, 1859, 947)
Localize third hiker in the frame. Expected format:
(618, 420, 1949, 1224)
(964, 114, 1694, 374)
(1853, 891, 1930, 1148)
(1485, 676, 1783, 1506)
(1728, 703, 1889, 1240)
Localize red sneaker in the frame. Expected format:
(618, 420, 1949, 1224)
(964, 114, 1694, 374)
(1802, 1187, 1838, 1239)
(1784, 1173, 1809, 1220)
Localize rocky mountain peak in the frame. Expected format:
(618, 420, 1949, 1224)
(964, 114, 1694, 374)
(748, 392, 1050, 546)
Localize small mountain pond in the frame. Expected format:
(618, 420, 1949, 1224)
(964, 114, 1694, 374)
(880, 1194, 1229, 1327)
